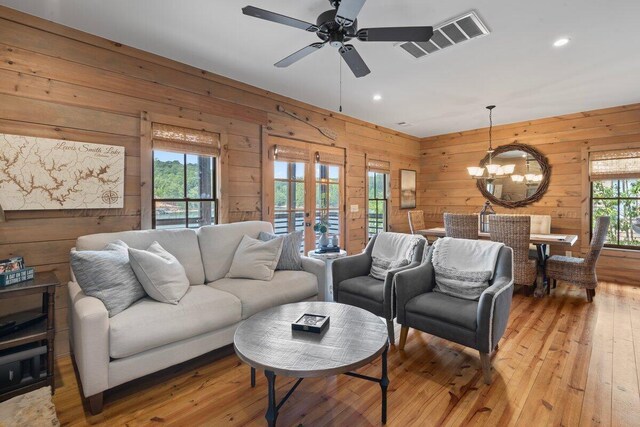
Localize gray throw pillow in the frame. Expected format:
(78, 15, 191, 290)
(370, 257, 410, 281)
(128, 242, 190, 304)
(70, 240, 146, 317)
(258, 231, 303, 271)
(227, 235, 283, 281)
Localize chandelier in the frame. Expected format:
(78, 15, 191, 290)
(467, 105, 515, 182)
(511, 173, 543, 184)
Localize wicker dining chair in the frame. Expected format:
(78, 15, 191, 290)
(489, 215, 538, 295)
(444, 213, 479, 240)
(408, 210, 426, 235)
(546, 216, 610, 302)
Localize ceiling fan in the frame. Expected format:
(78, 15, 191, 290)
(242, 0, 434, 78)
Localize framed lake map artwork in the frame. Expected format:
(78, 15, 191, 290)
(0, 133, 125, 210)
(400, 169, 417, 209)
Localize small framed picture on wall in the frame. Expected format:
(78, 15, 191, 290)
(400, 169, 417, 209)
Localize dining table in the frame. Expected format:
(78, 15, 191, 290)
(417, 227, 579, 297)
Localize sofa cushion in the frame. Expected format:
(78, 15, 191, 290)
(76, 229, 205, 285)
(109, 285, 241, 358)
(258, 231, 304, 271)
(339, 276, 384, 303)
(405, 292, 478, 331)
(70, 241, 146, 317)
(227, 235, 283, 281)
(209, 270, 317, 319)
(198, 221, 274, 282)
(128, 242, 190, 304)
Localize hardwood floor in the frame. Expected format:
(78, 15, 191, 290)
(52, 282, 640, 426)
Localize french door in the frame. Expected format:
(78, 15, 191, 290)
(265, 137, 345, 253)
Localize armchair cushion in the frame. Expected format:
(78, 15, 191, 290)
(339, 276, 384, 303)
(405, 293, 478, 331)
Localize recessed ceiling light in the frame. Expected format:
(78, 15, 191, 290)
(373, 94, 382, 101)
(553, 37, 570, 47)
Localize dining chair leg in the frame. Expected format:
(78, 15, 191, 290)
(399, 326, 409, 350)
(586, 288, 593, 303)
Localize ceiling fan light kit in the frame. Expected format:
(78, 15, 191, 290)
(242, 0, 433, 78)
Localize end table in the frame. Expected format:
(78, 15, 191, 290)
(307, 249, 347, 302)
(0, 271, 58, 401)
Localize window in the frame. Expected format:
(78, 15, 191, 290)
(589, 149, 640, 249)
(153, 151, 216, 229)
(149, 122, 220, 229)
(368, 171, 389, 237)
(591, 180, 640, 248)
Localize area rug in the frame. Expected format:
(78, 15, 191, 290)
(0, 386, 59, 427)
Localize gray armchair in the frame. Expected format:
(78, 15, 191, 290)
(395, 245, 513, 384)
(332, 234, 426, 344)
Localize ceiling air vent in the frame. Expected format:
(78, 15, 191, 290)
(399, 11, 489, 59)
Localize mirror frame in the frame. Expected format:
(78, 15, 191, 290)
(475, 143, 551, 209)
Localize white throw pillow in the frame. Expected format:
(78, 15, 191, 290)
(128, 241, 190, 304)
(226, 235, 283, 281)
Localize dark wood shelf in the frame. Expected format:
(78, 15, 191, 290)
(0, 271, 58, 402)
(0, 314, 48, 351)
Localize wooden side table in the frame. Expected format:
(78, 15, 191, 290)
(0, 271, 58, 401)
(307, 250, 347, 302)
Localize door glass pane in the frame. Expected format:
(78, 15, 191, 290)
(274, 161, 305, 249)
(274, 161, 288, 179)
(316, 163, 341, 248)
(293, 162, 305, 180)
(154, 201, 186, 229)
(328, 165, 339, 182)
(329, 184, 340, 208)
(294, 182, 305, 209)
(153, 151, 184, 199)
(274, 181, 289, 209)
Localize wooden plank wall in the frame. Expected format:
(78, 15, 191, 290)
(418, 103, 640, 285)
(0, 6, 419, 358)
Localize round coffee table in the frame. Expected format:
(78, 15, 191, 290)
(234, 301, 389, 426)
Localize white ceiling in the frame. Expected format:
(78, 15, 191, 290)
(2, 0, 640, 137)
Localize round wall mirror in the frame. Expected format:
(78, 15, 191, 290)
(476, 143, 551, 208)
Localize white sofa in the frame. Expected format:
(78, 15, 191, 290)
(68, 221, 325, 413)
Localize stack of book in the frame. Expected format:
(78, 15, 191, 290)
(0, 257, 35, 286)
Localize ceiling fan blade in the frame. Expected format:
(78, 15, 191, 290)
(357, 26, 434, 42)
(275, 43, 326, 68)
(335, 0, 366, 27)
(242, 6, 319, 32)
(339, 44, 370, 78)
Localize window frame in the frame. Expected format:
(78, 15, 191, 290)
(140, 113, 227, 230)
(368, 171, 390, 237)
(590, 179, 640, 250)
(151, 151, 218, 229)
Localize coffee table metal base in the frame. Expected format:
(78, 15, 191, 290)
(250, 346, 389, 426)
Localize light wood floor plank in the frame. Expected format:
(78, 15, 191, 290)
(50, 282, 640, 426)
